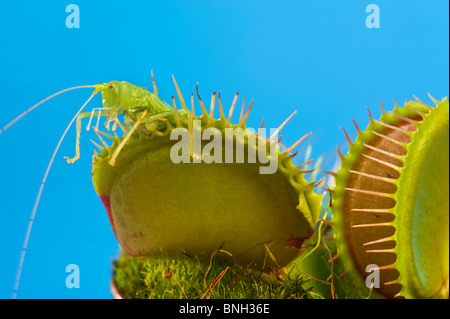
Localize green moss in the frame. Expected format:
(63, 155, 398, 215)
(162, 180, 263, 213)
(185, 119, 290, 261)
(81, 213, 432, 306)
(112, 251, 317, 299)
(289, 227, 353, 299)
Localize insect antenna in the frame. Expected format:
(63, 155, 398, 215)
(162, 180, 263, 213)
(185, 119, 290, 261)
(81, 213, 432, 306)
(0, 85, 96, 135)
(12, 91, 98, 299)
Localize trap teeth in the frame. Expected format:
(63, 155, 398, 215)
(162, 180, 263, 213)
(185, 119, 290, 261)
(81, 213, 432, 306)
(331, 98, 449, 299)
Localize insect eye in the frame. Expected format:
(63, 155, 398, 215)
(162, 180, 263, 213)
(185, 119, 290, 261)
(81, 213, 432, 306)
(108, 83, 116, 90)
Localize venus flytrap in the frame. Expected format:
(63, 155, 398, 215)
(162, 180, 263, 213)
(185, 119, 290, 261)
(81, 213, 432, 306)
(3, 70, 447, 299)
(91, 74, 323, 270)
(330, 96, 449, 299)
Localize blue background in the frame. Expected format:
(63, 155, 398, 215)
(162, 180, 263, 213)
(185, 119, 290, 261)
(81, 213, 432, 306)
(0, 1, 448, 298)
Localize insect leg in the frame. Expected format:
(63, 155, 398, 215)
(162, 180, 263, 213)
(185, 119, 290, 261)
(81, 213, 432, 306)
(112, 117, 119, 132)
(86, 108, 105, 131)
(108, 110, 148, 166)
(123, 113, 133, 132)
(64, 109, 109, 163)
(143, 109, 191, 124)
(129, 109, 190, 133)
